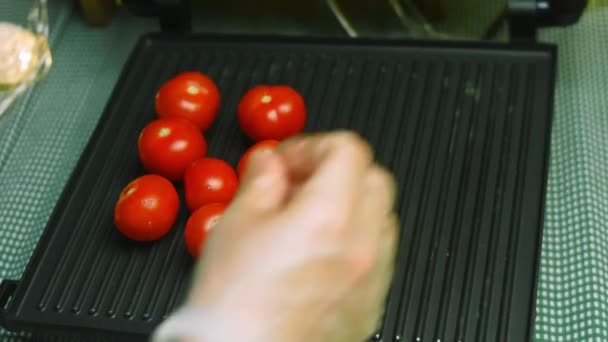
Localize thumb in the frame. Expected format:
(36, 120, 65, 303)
(230, 150, 289, 215)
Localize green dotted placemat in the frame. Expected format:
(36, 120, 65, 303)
(0, 2, 154, 340)
(535, 8, 608, 341)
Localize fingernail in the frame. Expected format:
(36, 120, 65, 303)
(249, 148, 273, 167)
(241, 150, 284, 204)
(244, 149, 274, 180)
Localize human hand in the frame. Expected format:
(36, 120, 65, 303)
(155, 132, 399, 342)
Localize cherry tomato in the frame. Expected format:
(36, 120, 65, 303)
(138, 118, 207, 181)
(155, 72, 221, 132)
(237, 139, 280, 177)
(184, 158, 239, 212)
(184, 203, 227, 258)
(114, 175, 179, 242)
(237, 85, 306, 141)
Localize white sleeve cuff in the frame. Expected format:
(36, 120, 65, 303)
(151, 307, 227, 342)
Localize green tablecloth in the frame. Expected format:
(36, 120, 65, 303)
(535, 9, 608, 341)
(0, 2, 606, 341)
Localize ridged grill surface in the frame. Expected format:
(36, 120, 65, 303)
(1, 35, 555, 341)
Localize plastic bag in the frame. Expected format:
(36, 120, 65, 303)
(0, 0, 52, 117)
(327, 0, 507, 40)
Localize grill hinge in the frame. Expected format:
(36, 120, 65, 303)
(509, 0, 588, 41)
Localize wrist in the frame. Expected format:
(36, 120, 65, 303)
(152, 305, 271, 342)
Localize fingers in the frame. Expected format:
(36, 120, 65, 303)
(277, 131, 373, 219)
(360, 212, 399, 295)
(361, 213, 399, 339)
(229, 150, 289, 216)
(343, 214, 398, 341)
(356, 165, 397, 232)
(377, 213, 400, 284)
(364, 168, 399, 287)
(278, 131, 373, 183)
(369, 213, 399, 313)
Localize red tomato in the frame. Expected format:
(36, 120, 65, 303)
(184, 158, 239, 212)
(237, 85, 306, 141)
(114, 175, 179, 242)
(138, 118, 207, 181)
(184, 203, 227, 258)
(155, 72, 221, 132)
(237, 139, 280, 177)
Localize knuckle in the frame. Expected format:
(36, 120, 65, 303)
(333, 131, 373, 164)
(334, 130, 363, 144)
(368, 166, 396, 191)
(367, 166, 397, 210)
